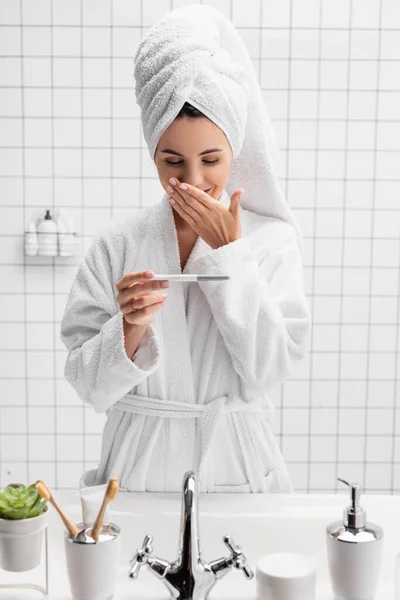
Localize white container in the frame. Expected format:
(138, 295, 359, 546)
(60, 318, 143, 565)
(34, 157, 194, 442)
(24, 221, 38, 256)
(0, 511, 47, 572)
(256, 552, 316, 600)
(55, 209, 77, 257)
(64, 521, 121, 600)
(326, 479, 383, 600)
(79, 485, 111, 528)
(37, 209, 58, 257)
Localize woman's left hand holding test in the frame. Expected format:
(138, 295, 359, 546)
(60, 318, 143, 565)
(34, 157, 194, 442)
(166, 177, 244, 249)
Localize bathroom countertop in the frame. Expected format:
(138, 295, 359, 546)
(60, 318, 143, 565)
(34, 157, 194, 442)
(0, 490, 399, 599)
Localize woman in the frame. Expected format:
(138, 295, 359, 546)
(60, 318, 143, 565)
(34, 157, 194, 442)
(60, 5, 311, 493)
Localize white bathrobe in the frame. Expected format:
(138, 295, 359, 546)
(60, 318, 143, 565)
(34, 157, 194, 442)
(60, 189, 311, 493)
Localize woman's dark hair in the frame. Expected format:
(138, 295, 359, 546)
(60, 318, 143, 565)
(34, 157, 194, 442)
(175, 102, 206, 119)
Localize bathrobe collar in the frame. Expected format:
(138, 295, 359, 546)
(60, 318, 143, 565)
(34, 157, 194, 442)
(137, 189, 230, 405)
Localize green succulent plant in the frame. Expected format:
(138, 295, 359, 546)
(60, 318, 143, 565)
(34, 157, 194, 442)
(0, 483, 48, 520)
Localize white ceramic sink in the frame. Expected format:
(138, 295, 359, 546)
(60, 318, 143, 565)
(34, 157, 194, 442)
(1, 491, 399, 599)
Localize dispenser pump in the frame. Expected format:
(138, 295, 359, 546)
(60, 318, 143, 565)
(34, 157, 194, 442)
(338, 477, 366, 530)
(44, 209, 51, 220)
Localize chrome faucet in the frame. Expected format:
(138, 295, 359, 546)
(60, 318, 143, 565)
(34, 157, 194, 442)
(128, 470, 254, 600)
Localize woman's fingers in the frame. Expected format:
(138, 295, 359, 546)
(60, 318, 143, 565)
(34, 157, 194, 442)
(122, 296, 166, 325)
(119, 292, 168, 315)
(117, 281, 168, 306)
(116, 270, 155, 292)
(116, 270, 169, 326)
(116, 274, 169, 306)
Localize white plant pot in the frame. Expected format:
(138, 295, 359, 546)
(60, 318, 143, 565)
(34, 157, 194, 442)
(0, 510, 47, 572)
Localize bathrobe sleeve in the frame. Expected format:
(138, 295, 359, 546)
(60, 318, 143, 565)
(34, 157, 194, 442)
(189, 223, 311, 392)
(60, 232, 160, 414)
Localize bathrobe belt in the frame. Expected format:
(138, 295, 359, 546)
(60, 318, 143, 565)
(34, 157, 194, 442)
(113, 392, 269, 489)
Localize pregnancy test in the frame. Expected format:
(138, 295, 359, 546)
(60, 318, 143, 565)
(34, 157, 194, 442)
(151, 274, 230, 281)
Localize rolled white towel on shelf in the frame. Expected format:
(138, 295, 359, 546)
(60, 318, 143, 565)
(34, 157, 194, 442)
(24, 221, 38, 256)
(55, 209, 77, 257)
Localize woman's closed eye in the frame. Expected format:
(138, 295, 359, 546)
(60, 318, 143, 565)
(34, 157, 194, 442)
(164, 159, 219, 166)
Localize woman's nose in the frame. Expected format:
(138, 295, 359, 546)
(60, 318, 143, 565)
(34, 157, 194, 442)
(179, 167, 204, 188)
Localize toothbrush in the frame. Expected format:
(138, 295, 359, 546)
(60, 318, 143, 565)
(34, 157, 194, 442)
(36, 480, 80, 539)
(90, 478, 120, 542)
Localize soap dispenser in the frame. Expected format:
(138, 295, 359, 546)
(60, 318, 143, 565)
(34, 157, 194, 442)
(326, 478, 383, 600)
(37, 209, 58, 257)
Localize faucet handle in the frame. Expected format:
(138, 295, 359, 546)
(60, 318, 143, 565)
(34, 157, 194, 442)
(223, 534, 254, 579)
(128, 534, 153, 579)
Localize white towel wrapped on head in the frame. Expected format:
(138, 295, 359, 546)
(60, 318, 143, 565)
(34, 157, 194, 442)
(133, 3, 303, 250)
(134, 9, 250, 160)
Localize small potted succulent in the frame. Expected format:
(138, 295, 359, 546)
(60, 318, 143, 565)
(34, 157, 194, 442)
(0, 482, 48, 572)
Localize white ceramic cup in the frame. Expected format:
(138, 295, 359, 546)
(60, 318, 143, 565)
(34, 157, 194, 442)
(256, 552, 316, 600)
(64, 522, 121, 600)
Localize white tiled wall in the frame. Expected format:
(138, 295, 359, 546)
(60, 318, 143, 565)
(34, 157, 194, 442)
(0, 0, 399, 492)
